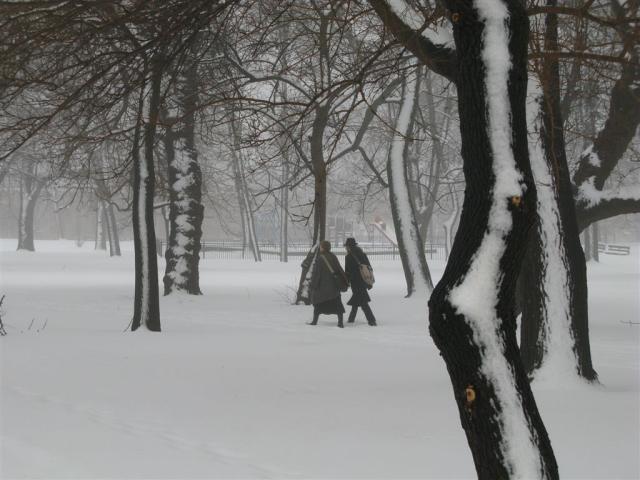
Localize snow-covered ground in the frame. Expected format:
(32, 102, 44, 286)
(1, 239, 638, 479)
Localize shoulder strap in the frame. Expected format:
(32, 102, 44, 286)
(350, 251, 364, 266)
(320, 254, 335, 274)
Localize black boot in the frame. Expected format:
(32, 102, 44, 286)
(347, 306, 357, 323)
(308, 311, 319, 325)
(337, 314, 344, 328)
(363, 304, 377, 326)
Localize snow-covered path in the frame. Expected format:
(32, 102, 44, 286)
(1, 240, 638, 478)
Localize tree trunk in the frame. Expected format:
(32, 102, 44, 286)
(417, 78, 452, 242)
(162, 56, 204, 295)
(104, 201, 121, 257)
(131, 60, 162, 332)
(17, 163, 43, 252)
(296, 104, 330, 304)
(519, 4, 597, 382)
(583, 225, 592, 261)
(520, 80, 587, 381)
(229, 117, 261, 262)
(442, 188, 459, 259)
(427, 0, 558, 476)
(591, 222, 599, 262)
(279, 159, 289, 263)
(388, 69, 433, 297)
(95, 202, 107, 250)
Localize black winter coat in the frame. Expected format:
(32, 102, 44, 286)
(345, 247, 372, 306)
(310, 252, 347, 306)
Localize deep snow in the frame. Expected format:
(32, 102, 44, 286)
(0, 240, 638, 479)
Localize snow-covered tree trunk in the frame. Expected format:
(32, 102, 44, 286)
(387, 69, 433, 297)
(131, 61, 162, 332)
(519, 4, 597, 382)
(229, 117, 261, 262)
(520, 80, 591, 382)
(162, 57, 204, 295)
(425, 0, 558, 476)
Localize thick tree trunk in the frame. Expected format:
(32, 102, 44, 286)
(520, 80, 591, 381)
(519, 5, 597, 382)
(162, 57, 204, 295)
(131, 61, 162, 332)
(427, 0, 558, 476)
(387, 69, 433, 297)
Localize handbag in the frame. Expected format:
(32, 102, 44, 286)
(351, 253, 375, 288)
(320, 254, 349, 292)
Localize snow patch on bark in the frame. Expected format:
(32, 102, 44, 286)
(526, 79, 580, 383)
(166, 140, 200, 291)
(448, 1, 541, 477)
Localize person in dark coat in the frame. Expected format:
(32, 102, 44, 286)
(309, 240, 347, 328)
(344, 237, 377, 326)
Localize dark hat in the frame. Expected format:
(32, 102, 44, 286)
(344, 237, 358, 247)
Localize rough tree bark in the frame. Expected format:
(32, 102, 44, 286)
(520, 77, 594, 382)
(520, 17, 640, 381)
(131, 59, 162, 332)
(387, 68, 433, 297)
(518, 0, 597, 381)
(370, 0, 558, 476)
(162, 52, 205, 295)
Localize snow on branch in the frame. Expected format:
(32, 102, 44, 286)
(368, 0, 457, 82)
(576, 179, 640, 209)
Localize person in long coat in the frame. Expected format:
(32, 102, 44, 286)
(309, 240, 347, 328)
(344, 237, 377, 326)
